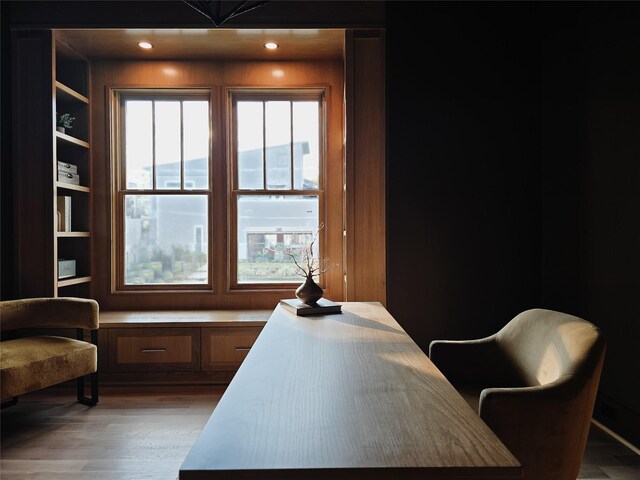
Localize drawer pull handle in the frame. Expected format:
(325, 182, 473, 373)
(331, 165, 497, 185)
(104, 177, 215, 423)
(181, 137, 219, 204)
(140, 348, 167, 353)
(235, 347, 251, 352)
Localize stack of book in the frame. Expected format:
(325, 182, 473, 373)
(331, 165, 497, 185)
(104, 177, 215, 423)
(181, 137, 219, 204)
(56, 195, 72, 232)
(279, 298, 342, 316)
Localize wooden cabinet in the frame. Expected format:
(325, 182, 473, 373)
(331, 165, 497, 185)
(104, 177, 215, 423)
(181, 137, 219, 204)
(97, 311, 271, 385)
(202, 327, 262, 371)
(13, 30, 92, 298)
(107, 328, 200, 372)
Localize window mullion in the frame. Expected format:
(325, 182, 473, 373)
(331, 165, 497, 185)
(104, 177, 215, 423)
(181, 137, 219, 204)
(262, 101, 267, 190)
(151, 100, 157, 190)
(180, 101, 185, 190)
(289, 101, 294, 191)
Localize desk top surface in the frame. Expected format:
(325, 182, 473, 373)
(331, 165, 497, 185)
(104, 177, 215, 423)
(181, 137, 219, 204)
(179, 302, 522, 480)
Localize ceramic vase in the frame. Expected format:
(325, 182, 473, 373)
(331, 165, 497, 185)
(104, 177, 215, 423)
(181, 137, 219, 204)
(295, 276, 323, 305)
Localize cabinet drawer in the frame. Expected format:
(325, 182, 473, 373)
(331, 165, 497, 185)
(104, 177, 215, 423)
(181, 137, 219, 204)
(107, 328, 200, 372)
(202, 327, 262, 371)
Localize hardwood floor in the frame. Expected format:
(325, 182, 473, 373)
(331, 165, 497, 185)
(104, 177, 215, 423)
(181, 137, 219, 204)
(1, 387, 638, 479)
(579, 421, 640, 479)
(1, 387, 223, 480)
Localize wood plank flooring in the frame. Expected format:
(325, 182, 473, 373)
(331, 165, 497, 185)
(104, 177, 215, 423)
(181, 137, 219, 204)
(1, 387, 223, 480)
(579, 422, 640, 479)
(1, 387, 638, 479)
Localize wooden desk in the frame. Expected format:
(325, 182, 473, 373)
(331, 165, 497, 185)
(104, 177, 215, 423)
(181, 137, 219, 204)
(179, 302, 522, 479)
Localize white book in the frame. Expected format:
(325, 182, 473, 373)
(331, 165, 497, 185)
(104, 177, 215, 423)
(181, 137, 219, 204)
(56, 196, 72, 232)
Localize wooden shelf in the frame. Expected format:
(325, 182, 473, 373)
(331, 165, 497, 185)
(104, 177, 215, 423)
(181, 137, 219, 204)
(14, 31, 93, 299)
(56, 130, 89, 148)
(56, 81, 89, 104)
(56, 182, 90, 193)
(57, 231, 90, 238)
(58, 276, 92, 288)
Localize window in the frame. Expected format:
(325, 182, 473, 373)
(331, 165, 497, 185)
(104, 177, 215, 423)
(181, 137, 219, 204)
(112, 88, 331, 293)
(230, 91, 325, 287)
(114, 91, 211, 289)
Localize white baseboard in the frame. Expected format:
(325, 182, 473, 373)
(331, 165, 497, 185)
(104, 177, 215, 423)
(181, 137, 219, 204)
(592, 418, 640, 455)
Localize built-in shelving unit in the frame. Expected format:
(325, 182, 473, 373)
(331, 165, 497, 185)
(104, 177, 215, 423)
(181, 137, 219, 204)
(12, 30, 93, 299)
(54, 35, 92, 297)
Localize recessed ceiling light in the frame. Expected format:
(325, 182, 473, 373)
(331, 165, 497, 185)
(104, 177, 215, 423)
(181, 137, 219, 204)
(264, 42, 279, 50)
(138, 41, 154, 49)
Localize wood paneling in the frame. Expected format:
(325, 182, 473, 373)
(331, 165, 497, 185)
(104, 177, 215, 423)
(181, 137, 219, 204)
(385, 3, 542, 357)
(12, 30, 56, 298)
(58, 29, 344, 61)
(344, 30, 386, 305)
(90, 59, 345, 310)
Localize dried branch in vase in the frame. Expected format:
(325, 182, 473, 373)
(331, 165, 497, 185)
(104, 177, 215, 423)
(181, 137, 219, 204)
(285, 222, 338, 280)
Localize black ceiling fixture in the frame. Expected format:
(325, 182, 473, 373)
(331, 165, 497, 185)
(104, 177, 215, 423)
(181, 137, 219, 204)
(183, 1, 271, 27)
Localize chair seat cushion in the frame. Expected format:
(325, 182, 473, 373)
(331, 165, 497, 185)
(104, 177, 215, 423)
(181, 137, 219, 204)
(1, 336, 97, 400)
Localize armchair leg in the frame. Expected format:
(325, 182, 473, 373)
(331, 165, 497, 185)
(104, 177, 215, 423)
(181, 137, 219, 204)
(77, 371, 99, 406)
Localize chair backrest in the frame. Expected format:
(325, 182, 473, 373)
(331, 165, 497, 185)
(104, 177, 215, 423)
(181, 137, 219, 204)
(0, 297, 99, 331)
(485, 308, 606, 480)
(495, 308, 605, 387)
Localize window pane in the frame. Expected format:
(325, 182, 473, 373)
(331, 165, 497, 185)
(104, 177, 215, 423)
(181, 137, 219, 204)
(183, 101, 209, 189)
(125, 100, 152, 189)
(237, 195, 319, 283)
(124, 195, 208, 285)
(155, 101, 181, 190)
(265, 101, 292, 190)
(237, 102, 264, 190)
(293, 102, 320, 190)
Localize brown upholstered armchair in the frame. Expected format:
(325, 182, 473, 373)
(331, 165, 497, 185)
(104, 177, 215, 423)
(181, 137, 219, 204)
(0, 297, 99, 407)
(429, 308, 605, 480)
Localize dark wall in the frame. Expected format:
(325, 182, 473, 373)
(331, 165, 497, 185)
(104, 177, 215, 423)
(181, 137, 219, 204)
(386, 0, 640, 445)
(540, 2, 640, 445)
(1, 1, 15, 300)
(386, 2, 542, 345)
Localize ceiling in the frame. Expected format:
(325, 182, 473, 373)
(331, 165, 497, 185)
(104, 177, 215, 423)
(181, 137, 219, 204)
(57, 29, 345, 61)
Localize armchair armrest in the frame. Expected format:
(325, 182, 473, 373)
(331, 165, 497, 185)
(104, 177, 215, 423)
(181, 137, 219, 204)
(479, 376, 587, 420)
(0, 297, 99, 331)
(429, 335, 516, 385)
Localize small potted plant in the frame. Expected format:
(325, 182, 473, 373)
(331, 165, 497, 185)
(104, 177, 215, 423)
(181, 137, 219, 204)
(56, 113, 75, 134)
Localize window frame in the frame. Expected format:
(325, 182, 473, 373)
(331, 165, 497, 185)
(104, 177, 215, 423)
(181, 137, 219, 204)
(112, 88, 214, 292)
(226, 88, 328, 291)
